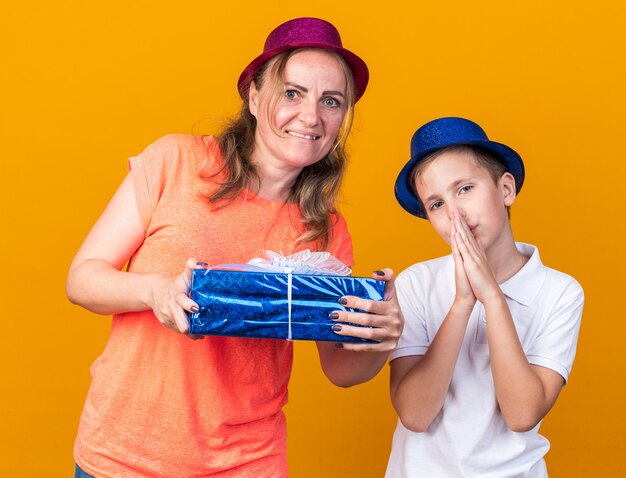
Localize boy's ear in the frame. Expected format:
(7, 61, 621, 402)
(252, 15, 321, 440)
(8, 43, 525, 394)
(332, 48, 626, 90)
(248, 81, 259, 118)
(501, 172, 517, 207)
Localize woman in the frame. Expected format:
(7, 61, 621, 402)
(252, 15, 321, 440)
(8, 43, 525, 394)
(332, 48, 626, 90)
(67, 17, 402, 478)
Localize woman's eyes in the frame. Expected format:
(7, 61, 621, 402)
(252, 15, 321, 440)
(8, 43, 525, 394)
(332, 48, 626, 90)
(323, 97, 340, 108)
(283, 90, 341, 108)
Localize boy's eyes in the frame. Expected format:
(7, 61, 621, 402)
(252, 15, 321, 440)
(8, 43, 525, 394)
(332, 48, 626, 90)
(430, 200, 444, 211)
(428, 185, 473, 211)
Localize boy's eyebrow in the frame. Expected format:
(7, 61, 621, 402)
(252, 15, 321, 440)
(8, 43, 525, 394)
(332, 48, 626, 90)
(284, 82, 346, 98)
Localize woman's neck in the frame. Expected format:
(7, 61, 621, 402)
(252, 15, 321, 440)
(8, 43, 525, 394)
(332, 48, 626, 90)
(250, 149, 302, 203)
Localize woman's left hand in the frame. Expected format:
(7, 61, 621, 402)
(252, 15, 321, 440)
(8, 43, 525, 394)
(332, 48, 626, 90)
(329, 268, 404, 352)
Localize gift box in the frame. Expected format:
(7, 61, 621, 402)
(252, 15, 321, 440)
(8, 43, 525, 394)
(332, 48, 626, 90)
(189, 269, 385, 342)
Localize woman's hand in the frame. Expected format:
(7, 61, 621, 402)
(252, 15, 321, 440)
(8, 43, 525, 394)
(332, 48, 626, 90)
(148, 258, 206, 338)
(316, 268, 403, 386)
(329, 269, 404, 352)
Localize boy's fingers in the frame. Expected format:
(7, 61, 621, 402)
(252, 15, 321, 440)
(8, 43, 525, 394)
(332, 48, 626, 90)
(455, 231, 475, 265)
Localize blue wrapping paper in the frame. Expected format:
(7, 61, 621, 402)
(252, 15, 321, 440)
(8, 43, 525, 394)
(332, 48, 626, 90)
(189, 269, 385, 342)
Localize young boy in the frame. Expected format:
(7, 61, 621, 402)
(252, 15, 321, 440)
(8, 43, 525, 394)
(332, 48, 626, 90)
(386, 117, 584, 477)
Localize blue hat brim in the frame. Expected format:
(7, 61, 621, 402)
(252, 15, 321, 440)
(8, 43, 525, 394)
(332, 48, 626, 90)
(395, 139, 525, 219)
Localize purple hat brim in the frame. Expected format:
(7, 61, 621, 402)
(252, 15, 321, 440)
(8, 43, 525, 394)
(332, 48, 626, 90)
(237, 42, 369, 103)
(395, 140, 525, 219)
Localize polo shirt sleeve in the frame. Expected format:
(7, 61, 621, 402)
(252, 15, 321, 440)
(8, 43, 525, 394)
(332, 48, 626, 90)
(391, 266, 430, 361)
(526, 272, 584, 383)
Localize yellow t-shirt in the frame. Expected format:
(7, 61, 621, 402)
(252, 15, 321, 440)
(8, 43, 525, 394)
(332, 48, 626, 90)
(74, 135, 354, 477)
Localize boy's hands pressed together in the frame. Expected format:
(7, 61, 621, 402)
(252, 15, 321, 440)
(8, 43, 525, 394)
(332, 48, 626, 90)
(450, 210, 476, 312)
(451, 210, 502, 305)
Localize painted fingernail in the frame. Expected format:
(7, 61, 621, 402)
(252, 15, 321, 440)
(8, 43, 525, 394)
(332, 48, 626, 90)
(332, 324, 342, 332)
(335, 342, 344, 348)
(338, 297, 348, 305)
(196, 262, 208, 268)
(374, 270, 385, 276)
(190, 305, 199, 313)
(329, 312, 339, 320)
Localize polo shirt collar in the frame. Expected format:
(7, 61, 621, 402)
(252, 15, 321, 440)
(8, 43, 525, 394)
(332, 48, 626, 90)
(499, 242, 545, 306)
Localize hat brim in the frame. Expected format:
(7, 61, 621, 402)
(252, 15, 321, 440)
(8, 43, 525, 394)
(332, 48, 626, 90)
(237, 42, 369, 103)
(395, 140, 525, 219)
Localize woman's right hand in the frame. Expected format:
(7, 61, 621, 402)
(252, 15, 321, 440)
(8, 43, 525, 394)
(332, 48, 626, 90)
(148, 258, 205, 337)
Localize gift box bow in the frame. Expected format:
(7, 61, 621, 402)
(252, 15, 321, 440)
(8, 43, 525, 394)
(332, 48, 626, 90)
(216, 249, 352, 276)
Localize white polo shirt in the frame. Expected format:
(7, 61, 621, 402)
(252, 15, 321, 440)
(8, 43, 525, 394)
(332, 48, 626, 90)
(386, 243, 584, 478)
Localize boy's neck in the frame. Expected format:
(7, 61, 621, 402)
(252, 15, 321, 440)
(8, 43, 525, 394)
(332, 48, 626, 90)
(484, 231, 529, 284)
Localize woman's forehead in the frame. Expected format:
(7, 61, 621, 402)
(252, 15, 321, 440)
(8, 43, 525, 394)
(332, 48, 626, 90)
(282, 50, 347, 89)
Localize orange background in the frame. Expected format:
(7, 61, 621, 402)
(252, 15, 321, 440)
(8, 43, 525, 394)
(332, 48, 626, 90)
(1, 1, 625, 476)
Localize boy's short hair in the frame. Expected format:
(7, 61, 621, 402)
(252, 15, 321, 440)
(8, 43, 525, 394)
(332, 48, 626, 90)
(410, 145, 511, 217)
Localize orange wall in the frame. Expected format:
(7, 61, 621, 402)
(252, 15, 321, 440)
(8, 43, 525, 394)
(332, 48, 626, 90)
(1, 1, 624, 476)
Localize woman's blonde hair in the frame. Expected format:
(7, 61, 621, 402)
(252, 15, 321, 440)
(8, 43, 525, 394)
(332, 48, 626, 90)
(208, 48, 355, 249)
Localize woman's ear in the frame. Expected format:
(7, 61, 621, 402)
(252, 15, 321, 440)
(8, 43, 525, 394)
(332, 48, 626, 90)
(501, 172, 517, 207)
(248, 81, 259, 118)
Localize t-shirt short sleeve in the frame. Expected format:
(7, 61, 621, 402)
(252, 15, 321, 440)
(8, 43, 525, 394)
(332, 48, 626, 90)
(526, 273, 584, 383)
(128, 134, 183, 230)
(391, 266, 430, 361)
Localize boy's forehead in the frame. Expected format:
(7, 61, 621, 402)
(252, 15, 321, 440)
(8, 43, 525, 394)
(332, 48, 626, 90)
(416, 150, 485, 186)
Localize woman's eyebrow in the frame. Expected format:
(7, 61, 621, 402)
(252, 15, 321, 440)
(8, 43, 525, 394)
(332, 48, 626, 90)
(284, 82, 345, 98)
